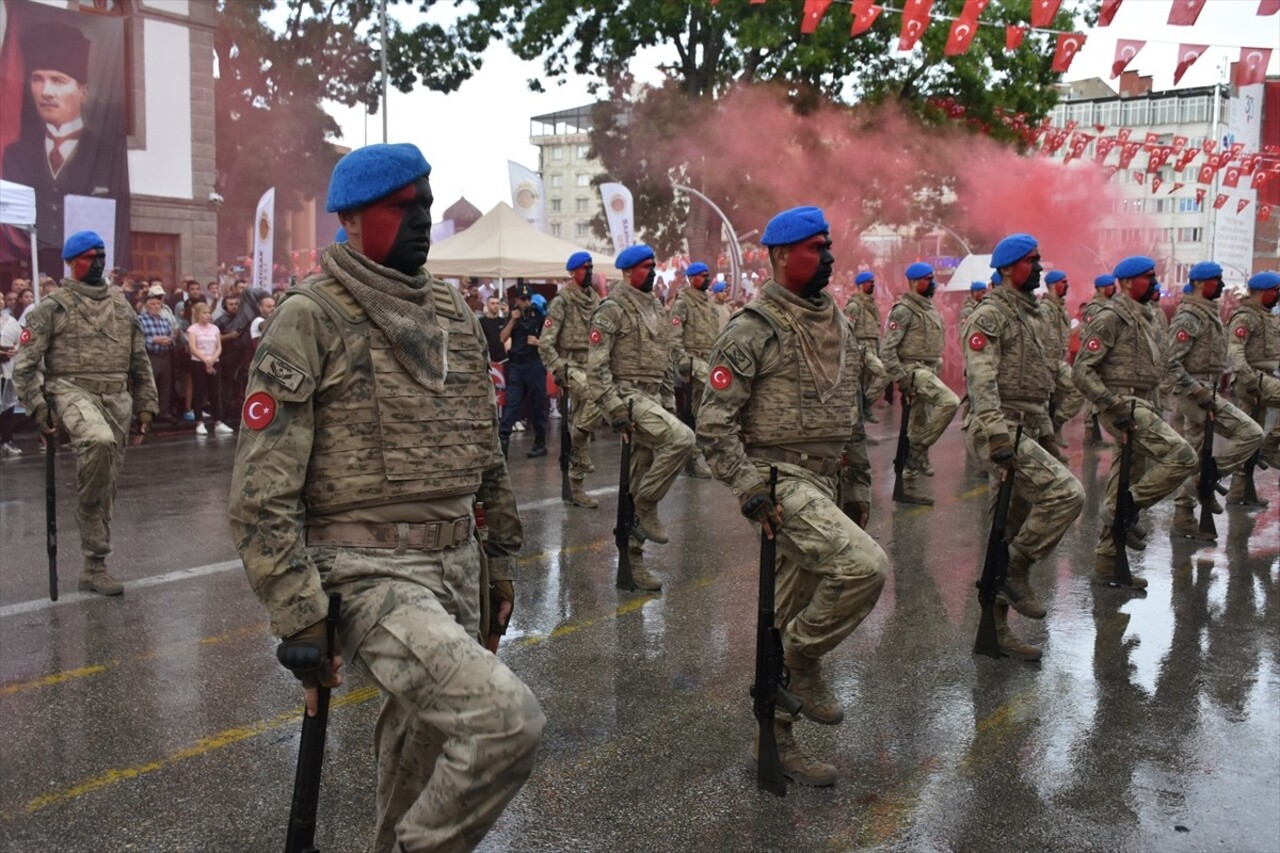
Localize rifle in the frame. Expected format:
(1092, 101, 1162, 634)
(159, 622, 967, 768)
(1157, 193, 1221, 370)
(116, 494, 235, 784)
(750, 466, 802, 796)
(678, 358, 697, 476)
(46, 436, 58, 602)
(1108, 400, 1137, 588)
(1196, 388, 1229, 538)
(284, 592, 342, 853)
(974, 425, 1022, 659)
(1089, 411, 1104, 446)
(892, 374, 914, 503)
(1232, 396, 1269, 507)
(614, 400, 637, 590)
(558, 381, 572, 502)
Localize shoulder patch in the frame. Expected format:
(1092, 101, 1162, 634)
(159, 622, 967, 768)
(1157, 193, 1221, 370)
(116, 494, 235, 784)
(589, 328, 603, 345)
(887, 320, 899, 331)
(1235, 325, 1248, 339)
(972, 312, 1000, 336)
(256, 352, 307, 393)
(242, 391, 278, 430)
(544, 317, 553, 329)
(709, 365, 734, 390)
(19, 327, 31, 344)
(1086, 337, 1103, 352)
(1175, 329, 1191, 343)
(968, 332, 988, 351)
(720, 339, 753, 374)
(671, 315, 681, 326)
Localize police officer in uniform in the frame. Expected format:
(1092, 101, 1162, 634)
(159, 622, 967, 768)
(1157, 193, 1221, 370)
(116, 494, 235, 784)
(13, 230, 158, 596)
(958, 280, 987, 330)
(669, 261, 719, 478)
(698, 206, 887, 786)
(1226, 270, 1280, 504)
(843, 271, 890, 423)
(1040, 268, 1085, 454)
(962, 234, 1084, 661)
(498, 282, 549, 459)
(228, 144, 543, 853)
(880, 262, 960, 504)
(587, 244, 695, 588)
(1164, 262, 1264, 540)
(1072, 256, 1197, 588)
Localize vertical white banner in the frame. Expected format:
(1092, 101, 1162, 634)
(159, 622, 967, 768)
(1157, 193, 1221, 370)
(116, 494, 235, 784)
(63, 195, 117, 273)
(507, 161, 547, 232)
(1212, 84, 1262, 287)
(599, 182, 634, 254)
(253, 187, 275, 293)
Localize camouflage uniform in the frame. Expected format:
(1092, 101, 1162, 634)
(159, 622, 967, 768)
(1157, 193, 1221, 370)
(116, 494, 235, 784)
(1040, 289, 1085, 437)
(1166, 294, 1263, 512)
(843, 291, 889, 403)
(1073, 291, 1196, 564)
(13, 277, 158, 587)
(228, 256, 543, 853)
(541, 281, 604, 483)
(669, 285, 721, 416)
(880, 291, 960, 476)
(1081, 291, 1111, 329)
(1226, 298, 1280, 469)
(958, 294, 982, 330)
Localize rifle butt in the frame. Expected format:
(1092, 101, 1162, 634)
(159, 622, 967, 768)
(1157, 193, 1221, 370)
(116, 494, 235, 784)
(754, 718, 787, 796)
(973, 603, 1001, 659)
(46, 438, 58, 601)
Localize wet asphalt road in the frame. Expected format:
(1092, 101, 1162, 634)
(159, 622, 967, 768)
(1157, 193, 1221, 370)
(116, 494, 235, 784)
(0, 407, 1277, 853)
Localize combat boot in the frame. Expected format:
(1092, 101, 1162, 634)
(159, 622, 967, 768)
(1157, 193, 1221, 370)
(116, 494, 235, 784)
(751, 719, 838, 787)
(79, 559, 123, 597)
(1099, 506, 1146, 550)
(568, 478, 599, 509)
(1172, 503, 1216, 541)
(633, 499, 670, 544)
(910, 446, 935, 477)
(1226, 475, 1269, 508)
(998, 553, 1046, 620)
(689, 455, 713, 479)
(783, 649, 844, 725)
(527, 441, 547, 458)
(896, 479, 934, 506)
(500, 436, 510, 457)
(994, 604, 1042, 661)
(1092, 554, 1148, 590)
(630, 565, 662, 592)
(1262, 437, 1280, 470)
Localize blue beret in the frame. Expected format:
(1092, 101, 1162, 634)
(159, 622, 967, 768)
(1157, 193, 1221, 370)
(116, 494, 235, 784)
(1188, 261, 1223, 281)
(686, 262, 709, 277)
(760, 206, 829, 247)
(1113, 255, 1156, 279)
(711, 281, 727, 293)
(905, 262, 934, 280)
(326, 143, 431, 213)
(855, 271, 875, 285)
(1094, 274, 1116, 288)
(335, 226, 347, 243)
(615, 244, 656, 270)
(566, 251, 592, 271)
(1044, 270, 1067, 285)
(990, 233, 1038, 268)
(62, 230, 104, 260)
(1247, 271, 1280, 290)
(991, 271, 1002, 285)
(530, 294, 548, 314)
(970, 280, 987, 292)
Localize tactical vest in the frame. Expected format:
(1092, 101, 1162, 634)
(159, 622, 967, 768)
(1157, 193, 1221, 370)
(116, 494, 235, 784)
(43, 286, 136, 379)
(1040, 295, 1069, 362)
(978, 291, 1052, 405)
(738, 297, 861, 447)
(1094, 301, 1161, 390)
(291, 277, 494, 514)
(674, 288, 719, 358)
(556, 284, 598, 354)
(845, 293, 881, 343)
(607, 286, 669, 384)
(1229, 302, 1280, 370)
(1082, 294, 1109, 326)
(1174, 296, 1226, 377)
(894, 294, 944, 362)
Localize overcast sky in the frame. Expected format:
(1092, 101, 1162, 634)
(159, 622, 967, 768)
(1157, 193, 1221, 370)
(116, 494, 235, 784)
(327, 1, 1280, 216)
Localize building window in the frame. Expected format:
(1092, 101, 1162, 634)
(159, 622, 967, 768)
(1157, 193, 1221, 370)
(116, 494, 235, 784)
(1177, 227, 1203, 242)
(1181, 96, 1209, 123)
(577, 144, 591, 158)
(1123, 101, 1149, 125)
(132, 233, 179, 283)
(1151, 99, 1178, 126)
(575, 197, 588, 213)
(550, 198, 561, 213)
(550, 174, 563, 189)
(550, 222, 562, 237)
(1177, 198, 1203, 213)
(575, 173, 590, 188)
(575, 222, 588, 238)
(552, 146, 564, 161)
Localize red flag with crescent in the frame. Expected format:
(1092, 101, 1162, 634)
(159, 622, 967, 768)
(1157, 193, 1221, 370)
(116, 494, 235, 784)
(1031, 0, 1062, 27)
(1227, 142, 1245, 161)
(1196, 164, 1215, 185)
(1260, 205, 1274, 222)
(1005, 25, 1028, 51)
(1174, 149, 1198, 172)
(1099, 0, 1124, 25)
(1151, 177, 1163, 194)
(1168, 182, 1185, 194)
(1222, 166, 1242, 188)
(945, 17, 979, 55)
(1052, 34, 1086, 72)
(1236, 48, 1272, 86)
(1252, 171, 1269, 190)
(1260, 1, 1280, 14)
(1171, 135, 1188, 154)
(1168, 0, 1206, 25)
(1174, 44, 1207, 85)
(1118, 142, 1141, 169)
(800, 0, 833, 33)
(1195, 188, 1207, 205)
(1213, 193, 1228, 210)
(961, 0, 989, 19)
(1103, 166, 1119, 181)
(1095, 136, 1117, 162)
(1111, 40, 1145, 78)
(1116, 128, 1131, 143)
(898, 0, 932, 50)
(1237, 198, 1251, 215)
(850, 0, 882, 36)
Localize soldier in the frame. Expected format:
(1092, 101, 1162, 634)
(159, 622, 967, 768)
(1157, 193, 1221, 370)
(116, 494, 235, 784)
(669, 261, 719, 478)
(958, 280, 988, 330)
(880, 262, 960, 504)
(1040, 269, 1085, 454)
(843, 271, 890, 423)
(13, 230, 158, 597)
(588, 243, 695, 588)
(963, 234, 1084, 661)
(541, 251, 605, 508)
(1166, 262, 1264, 539)
(1081, 274, 1117, 447)
(1072, 256, 1197, 588)
(227, 144, 543, 852)
(1226, 270, 1280, 504)
(711, 280, 732, 329)
(697, 205, 887, 786)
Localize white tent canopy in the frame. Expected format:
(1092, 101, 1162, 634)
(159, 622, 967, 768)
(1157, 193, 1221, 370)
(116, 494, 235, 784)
(943, 253, 994, 292)
(427, 202, 616, 279)
(0, 179, 37, 227)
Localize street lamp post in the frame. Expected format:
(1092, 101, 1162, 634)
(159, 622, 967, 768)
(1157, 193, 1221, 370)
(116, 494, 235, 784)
(672, 184, 745, 302)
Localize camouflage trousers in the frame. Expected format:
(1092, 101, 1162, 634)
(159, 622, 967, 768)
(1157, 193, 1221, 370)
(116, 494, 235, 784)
(1048, 361, 1085, 429)
(316, 541, 545, 853)
(759, 461, 888, 660)
(1171, 390, 1264, 509)
(965, 416, 1084, 565)
(564, 364, 604, 481)
(904, 364, 960, 461)
(1094, 396, 1197, 557)
(861, 345, 890, 402)
(1232, 373, 1280, 460)
(622, 389, 695, 505)
(47, 380, 133, 559)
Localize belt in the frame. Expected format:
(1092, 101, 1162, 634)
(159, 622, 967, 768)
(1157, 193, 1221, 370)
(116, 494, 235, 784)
(305, 518, 474, 551)
(56, 376, 128, 394)
(748, 446, 841, 477)
(1108, 385, 1156, 398)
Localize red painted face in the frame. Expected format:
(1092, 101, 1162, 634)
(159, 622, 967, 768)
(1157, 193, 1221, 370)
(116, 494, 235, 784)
(347, 176, 433, 274)
(1127, 272, 1156, 303)
(1009, 253, 1042, 292)
(1261, 288, 1279, 309)
(1200, 277, 1223, 300)
(781, 234, 834, 296)
(1101, 285, 1117, 298)
(572, 264, 593, 287)
(70, 249, 106, 284)
(628, 259, 656, 291)
(1051, 280, 1069, 298)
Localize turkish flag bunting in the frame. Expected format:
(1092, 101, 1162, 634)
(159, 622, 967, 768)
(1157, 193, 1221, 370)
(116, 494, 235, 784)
(945, 17, 980, 55)
(1228, 142, 1246, 161)
(1260, 205, 1273, 222)
(1222, 167, 1242, 188)
(1174, 150, 1199, 172)
(1094, 123, 1106, 133)
(1174, 44, 1207, 85)
(1095, 137, 1118, 161)
(898, 0, 933, 50)
(1172, 136, 1188, 153)
(1031, 0, 1063, 27)
(1099, 0, 1124, 25)
(1197, 164, 1215, 184)
(1133, 171, 1145, 185)
(1252, 171, 1269, 190)
(1237, 198, 1251, 214)
(800, 0, 833, 33)
(1202, 139, 1217, 154)
(1236, 48, 1272, 86)
(1052, 34, 1087, 73)
(1117, 128, 1132, 143)
(1169, 182, 1185, 194)
(1151, 177, 1163, 193)
(1005, 25, 1028, 51)
(1103, 166, 1119, 181)
(1241, 154, 1260, 175)
(1112, 40, 1145, 78)
(1146, 151, 1166, 173)
(1208, 154, 1224, 170)
(1065, 119, 1078, 133)
(1118, 142, 1141, 168)
(1168, 0, 1206, 26)
(961, 0, 989, 20)
(1143, 132, 1160, 147)
(1258, 1, 1280, 15)
(1213, 193, 1229, 210)
(1195, 188, 1207, 205)
(850, 1, 882, 36)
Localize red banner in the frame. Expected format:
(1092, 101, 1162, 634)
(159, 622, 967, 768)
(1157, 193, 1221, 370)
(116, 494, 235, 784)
(1099, 0, 1124, 25)
(1237, 48, 1272, 86)
(1174, 44, 1207, 85)
(850, 1, 882, 36)
(944, 17, 979, 56)
(1168, 0, 1207, 26)
(1051, 33, 1087, 73)
(1112, 40, 1145, 79)
(1031, 0, 1063, 28)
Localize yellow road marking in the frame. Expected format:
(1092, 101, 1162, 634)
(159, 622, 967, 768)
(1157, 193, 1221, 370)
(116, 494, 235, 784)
(0, 663, 119, 698)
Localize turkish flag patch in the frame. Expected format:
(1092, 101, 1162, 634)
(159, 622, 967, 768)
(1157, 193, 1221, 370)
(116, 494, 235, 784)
(709, 365, 733, 390)
(1086, 338, 1103, 352)
(1176, 329, 1191, 343)
(589, 329, 602, 345)
(242, 391, 278, 431)
(544, 317, 553, 328)
(671, 316, 681, 326)
(968, 332, 987, 351)
(19, 328, 32, 344)
(1235, 326, 1248, 339)
(888, 321, 899, 331)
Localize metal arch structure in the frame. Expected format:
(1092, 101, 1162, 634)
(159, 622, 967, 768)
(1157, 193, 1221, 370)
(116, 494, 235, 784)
(916, 220, 975, 257)
(672, 184, 745, 302)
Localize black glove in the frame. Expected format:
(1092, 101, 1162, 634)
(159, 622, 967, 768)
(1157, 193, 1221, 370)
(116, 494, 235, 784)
(740, 485, 774, 523)
(276, 619, 334, 689)
(988, 433, 1015, 468)
(1189, 386, 1214, 410)
(610, 408, 631, 433)
(31, 403, 56, 434)
(842, 500, 870, 529)
(1108, 400, 1134, 431)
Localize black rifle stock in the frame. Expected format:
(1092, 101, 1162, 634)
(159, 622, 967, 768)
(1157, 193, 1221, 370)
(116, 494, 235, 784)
(974, 425, 1022, 658)
(751, 466, 802, 796)
(679, 359, 697, 476)
(284, 592, 342, 853)
(1233, 396, 1268, 507)
(46, 437, 57, 602)
(558, 383, 572, 502)
(1196, 388, 1227, 538)
(892, 375, 914, 503)
(1109, 400, 1137, 587)
(614, 401, 637, 590)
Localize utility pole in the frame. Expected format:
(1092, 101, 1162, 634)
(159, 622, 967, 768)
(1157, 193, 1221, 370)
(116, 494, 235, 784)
(380, 0, 389, 144)
(1205, 57, 1227, 263)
